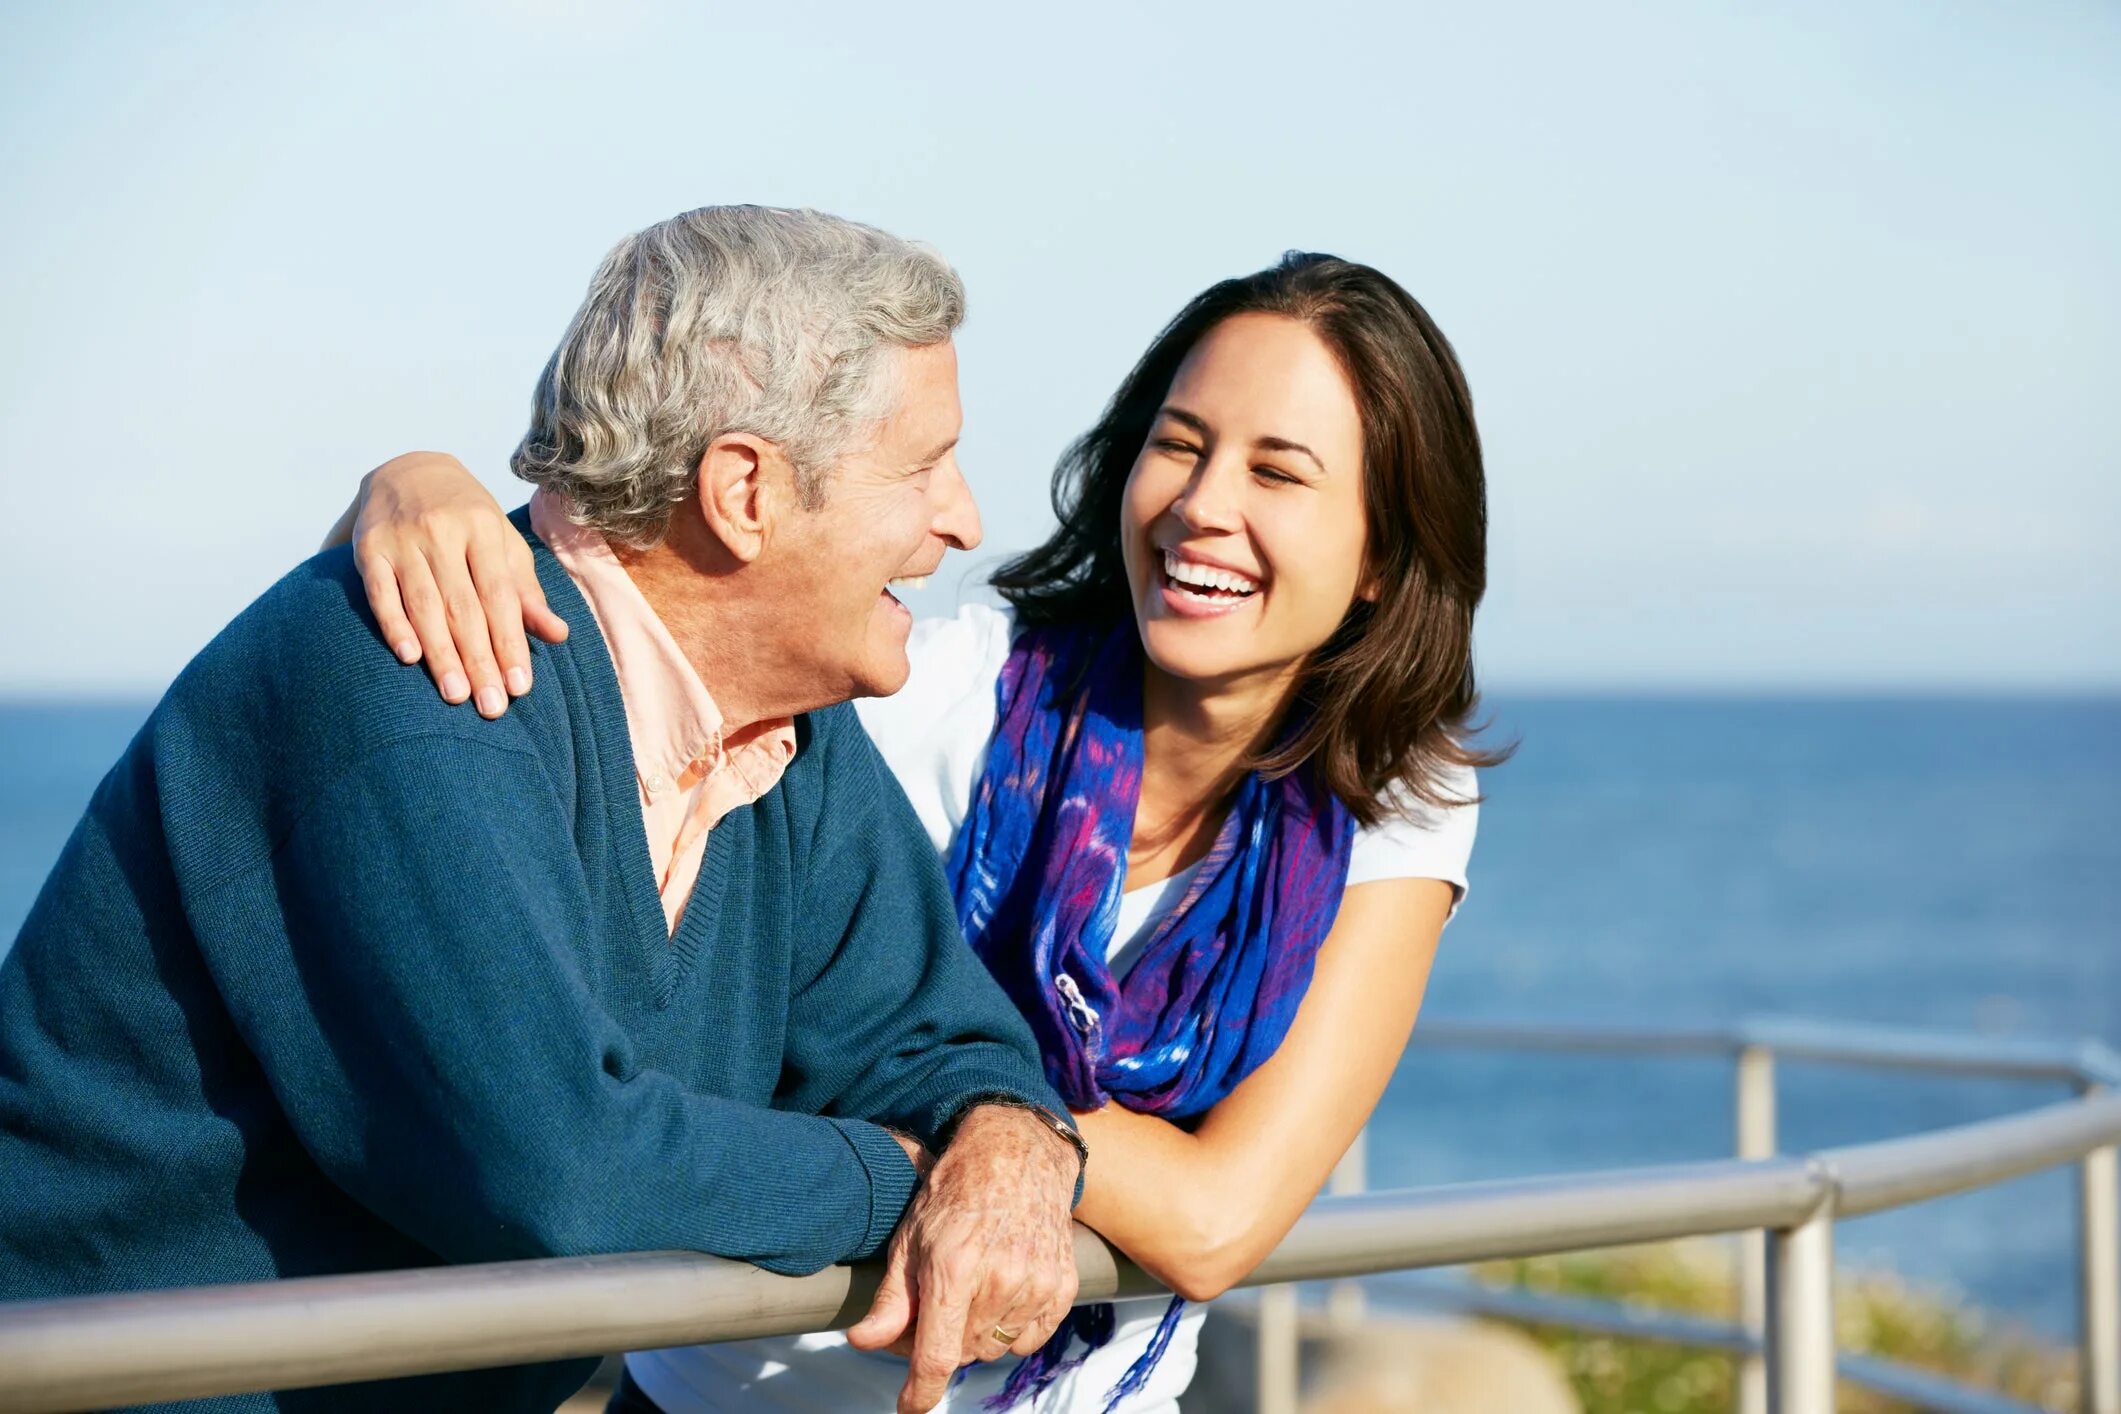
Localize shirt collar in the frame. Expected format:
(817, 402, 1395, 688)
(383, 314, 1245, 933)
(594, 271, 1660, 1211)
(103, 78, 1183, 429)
(529, 489, 796, 801)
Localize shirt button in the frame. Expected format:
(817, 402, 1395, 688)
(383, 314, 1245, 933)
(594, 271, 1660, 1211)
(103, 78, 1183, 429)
(647, 773, 668, 793)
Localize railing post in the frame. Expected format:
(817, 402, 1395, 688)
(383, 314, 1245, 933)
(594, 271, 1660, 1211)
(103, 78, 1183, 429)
(1737, 1044, 1777, 1414)
(1326, 1126, 1368, 1329)
(2080, 1079, 2119, 1414)
(1256, 1283, 1301, 1414)
(1765, 1185, 1836, 1414)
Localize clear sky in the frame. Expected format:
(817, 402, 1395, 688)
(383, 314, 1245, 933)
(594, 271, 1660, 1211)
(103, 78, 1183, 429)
(2, 0, 2115, 693)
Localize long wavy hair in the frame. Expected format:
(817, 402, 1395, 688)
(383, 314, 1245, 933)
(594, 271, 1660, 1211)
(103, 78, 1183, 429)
(992, 252, 1507, 825)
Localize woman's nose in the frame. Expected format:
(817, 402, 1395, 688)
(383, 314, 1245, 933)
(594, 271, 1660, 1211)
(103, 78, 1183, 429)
(1172, 458, 1244, 534)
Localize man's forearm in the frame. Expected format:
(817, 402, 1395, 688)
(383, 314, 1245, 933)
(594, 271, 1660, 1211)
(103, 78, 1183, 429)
(243, 732, 924, 1275)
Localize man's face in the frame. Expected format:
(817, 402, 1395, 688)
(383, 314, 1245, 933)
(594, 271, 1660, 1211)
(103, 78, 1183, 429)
(773, 340, 980, 701)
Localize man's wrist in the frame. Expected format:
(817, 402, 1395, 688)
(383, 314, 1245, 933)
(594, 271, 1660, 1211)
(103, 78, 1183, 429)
(940, 1094, 1088, 1183)
(885, 1126, 933, 1178)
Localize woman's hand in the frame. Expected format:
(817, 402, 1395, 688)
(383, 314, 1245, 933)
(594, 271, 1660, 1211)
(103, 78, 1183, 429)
(347, 452, 567, 717)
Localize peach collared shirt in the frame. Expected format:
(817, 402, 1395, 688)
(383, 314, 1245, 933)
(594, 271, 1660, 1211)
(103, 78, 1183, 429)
(531, 491, 797, 934)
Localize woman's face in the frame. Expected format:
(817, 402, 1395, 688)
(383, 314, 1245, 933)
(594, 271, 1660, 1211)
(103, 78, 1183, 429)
(1121, 312, 1371, 693)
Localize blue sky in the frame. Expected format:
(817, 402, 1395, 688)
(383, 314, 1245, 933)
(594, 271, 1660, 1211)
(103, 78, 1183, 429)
(2, 0, 2115, 692)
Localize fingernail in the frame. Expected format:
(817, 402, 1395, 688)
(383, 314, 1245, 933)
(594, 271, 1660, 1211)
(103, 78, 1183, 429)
(476, 686, 505, 717)
(441, 672, 469, 703)
(506, 666, 531, 695)
(394, 641, 419, 664)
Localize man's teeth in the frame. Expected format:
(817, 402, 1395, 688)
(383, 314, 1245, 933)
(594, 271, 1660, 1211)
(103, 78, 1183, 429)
(1162, 551, 1259, 595)
(887, 575, 930, 591)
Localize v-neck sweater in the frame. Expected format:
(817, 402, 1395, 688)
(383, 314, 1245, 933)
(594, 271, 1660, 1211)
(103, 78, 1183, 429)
(0, 510, 1059, 1412)
(528, 488, 797, 932)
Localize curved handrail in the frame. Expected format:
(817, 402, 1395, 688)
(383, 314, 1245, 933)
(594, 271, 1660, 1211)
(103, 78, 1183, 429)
(1410, 1014, 2121, 1087)
(2, 1082, 2115, 1413)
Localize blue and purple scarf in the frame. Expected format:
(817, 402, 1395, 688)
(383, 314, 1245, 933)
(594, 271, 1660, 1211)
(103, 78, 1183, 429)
(945, 620, 1353, 1411)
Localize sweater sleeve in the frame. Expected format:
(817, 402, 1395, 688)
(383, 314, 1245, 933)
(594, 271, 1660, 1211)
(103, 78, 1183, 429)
(198, 731, 917, 1275)
(773, 711, 1066, 1148)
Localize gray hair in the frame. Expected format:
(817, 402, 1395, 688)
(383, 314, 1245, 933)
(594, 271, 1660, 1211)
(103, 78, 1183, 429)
(511, 205, 966, 546)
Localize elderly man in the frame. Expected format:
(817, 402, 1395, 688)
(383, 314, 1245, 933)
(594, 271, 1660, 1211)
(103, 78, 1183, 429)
(0, 206, 1081, 1414)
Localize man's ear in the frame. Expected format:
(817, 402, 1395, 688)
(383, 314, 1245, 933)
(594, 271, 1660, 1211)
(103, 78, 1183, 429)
(693, 433, 779, 563)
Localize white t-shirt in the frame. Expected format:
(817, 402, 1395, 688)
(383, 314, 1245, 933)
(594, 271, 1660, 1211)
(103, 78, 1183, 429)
(627, 605, 1478, 1413)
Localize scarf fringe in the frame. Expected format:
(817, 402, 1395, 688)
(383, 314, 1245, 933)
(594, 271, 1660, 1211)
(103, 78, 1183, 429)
(983, 1303, 1113, 1411)
(981, 1297, 1188, 1413)
(1097, 1296, 1187, 1412)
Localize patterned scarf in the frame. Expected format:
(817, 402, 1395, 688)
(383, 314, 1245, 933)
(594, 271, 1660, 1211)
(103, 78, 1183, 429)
(945, 619, 1354, 1411)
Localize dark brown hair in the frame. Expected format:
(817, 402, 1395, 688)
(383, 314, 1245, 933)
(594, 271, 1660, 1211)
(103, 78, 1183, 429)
(992, 252, 1507, 825)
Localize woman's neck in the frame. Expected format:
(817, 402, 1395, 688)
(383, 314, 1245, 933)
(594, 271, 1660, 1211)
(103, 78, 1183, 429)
(1129, 658, 1299, 885)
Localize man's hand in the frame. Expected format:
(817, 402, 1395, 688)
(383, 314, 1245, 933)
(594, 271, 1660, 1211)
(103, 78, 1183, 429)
(846, 1105, 1080, 1414)
(889, 1129, 934, 1180)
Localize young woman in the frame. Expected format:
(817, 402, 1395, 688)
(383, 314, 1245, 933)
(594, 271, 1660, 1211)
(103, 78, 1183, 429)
(339, 253, 1500, 1413)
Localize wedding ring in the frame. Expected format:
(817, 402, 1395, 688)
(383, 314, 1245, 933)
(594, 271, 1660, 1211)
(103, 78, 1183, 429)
(992, 1324, 1023, 1345)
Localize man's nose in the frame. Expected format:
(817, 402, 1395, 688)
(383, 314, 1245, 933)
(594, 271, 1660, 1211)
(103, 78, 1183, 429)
(933, 453, 983, 552)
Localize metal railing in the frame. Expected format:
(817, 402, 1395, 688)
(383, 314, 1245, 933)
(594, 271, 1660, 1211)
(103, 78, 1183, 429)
(1353, 1017, 2121, 1414)
(0, 1016, 2115, 1414)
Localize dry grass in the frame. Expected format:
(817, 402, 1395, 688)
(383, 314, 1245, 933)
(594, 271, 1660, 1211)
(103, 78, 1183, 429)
(1470, 1239, 2077, 1414)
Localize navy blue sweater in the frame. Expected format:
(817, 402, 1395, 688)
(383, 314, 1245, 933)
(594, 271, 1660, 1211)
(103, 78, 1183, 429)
(0, 515, 1059, 1411)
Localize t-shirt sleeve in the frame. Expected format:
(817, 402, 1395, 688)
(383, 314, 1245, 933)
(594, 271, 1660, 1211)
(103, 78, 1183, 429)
(852, 602, 1014, 855)
(1344, 761, 1481, 920)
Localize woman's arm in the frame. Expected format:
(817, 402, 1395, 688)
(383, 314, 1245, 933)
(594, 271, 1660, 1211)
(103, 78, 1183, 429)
(324, 453, 567, 718)
(1070, 876, 1452, 1303)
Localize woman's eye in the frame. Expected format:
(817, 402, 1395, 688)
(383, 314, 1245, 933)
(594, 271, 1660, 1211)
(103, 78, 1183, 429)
(1154, 439, 1199, 457)
(1253, 465, 1298, 485)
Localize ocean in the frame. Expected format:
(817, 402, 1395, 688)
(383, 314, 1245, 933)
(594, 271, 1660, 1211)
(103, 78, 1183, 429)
(3, 695, 2116, 1339)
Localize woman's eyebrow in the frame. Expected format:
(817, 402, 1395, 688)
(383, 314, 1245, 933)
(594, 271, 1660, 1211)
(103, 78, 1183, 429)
(1156, 406, 1212, 437)
(1159, 405, 1325, 474)
(1255, 435, 1326, 475)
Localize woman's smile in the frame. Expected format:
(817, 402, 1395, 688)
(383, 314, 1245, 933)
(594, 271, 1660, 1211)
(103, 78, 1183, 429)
(1155, 547, 1262, 619)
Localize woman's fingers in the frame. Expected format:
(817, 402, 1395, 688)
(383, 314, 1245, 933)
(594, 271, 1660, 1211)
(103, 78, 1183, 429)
(394, 553, 471, 704)
(434, 550, 508, 719)
(512, 540, 570, 648)
(355, 549, 421, 667)
(470, 534, 534, 701)
(359, 511, 557, 715)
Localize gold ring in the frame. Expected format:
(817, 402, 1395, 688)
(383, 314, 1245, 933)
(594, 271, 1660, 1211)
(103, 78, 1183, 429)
(992, 1324, 1022, 1345)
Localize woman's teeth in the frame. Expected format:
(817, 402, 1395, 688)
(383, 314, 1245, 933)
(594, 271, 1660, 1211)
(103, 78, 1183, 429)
(1161, 551, 1259, 598)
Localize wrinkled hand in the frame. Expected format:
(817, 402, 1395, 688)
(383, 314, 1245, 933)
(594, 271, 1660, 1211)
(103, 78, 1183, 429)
(846, 1106, 1080, 1414)
(353, 451, 567, 718)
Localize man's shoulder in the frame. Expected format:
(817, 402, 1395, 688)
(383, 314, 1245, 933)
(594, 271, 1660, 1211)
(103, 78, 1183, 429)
(784, 701, 877, 794)
(165, 546, 559, 787)
(189, 546, 435, 705)
(771, 701, 902, 848)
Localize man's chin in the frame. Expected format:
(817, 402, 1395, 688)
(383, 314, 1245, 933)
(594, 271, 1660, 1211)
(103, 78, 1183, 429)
(859, 649, 913, 699)
(847, 635, 913, 700)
